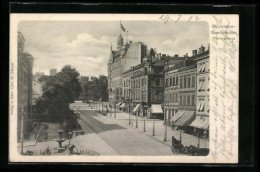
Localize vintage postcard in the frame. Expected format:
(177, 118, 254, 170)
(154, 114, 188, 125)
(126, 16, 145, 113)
(9, 14, 239, 163)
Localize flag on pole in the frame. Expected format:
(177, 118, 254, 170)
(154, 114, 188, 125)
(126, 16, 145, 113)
(120, 22, 126, 32)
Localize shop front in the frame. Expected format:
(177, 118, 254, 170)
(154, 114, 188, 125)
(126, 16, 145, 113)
(150, 104, 164, 119)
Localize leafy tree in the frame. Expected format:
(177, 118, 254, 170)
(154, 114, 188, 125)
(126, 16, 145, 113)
(79, 75, 108, 102)
(35, 65, 82, 121)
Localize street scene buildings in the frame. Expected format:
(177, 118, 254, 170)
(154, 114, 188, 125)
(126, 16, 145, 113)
(16, 21, 209, 156)
(109, 33, 210, 134)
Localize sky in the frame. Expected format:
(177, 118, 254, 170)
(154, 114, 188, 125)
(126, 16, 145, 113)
(19, 21, 209, 77)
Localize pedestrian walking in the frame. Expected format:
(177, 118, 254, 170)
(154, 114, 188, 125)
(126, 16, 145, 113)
(45, 146, 51, 156)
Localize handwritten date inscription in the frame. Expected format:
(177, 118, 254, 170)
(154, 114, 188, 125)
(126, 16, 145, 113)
(159, 15, 200, 24)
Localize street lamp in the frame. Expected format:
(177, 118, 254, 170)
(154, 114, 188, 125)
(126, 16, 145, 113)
(110, 104, 112, 117)
(195, 129, 200, 149)
(152, 118, 155, 136)
(128, 99, 131, 125)
(20, 105, 24, 155)
(142, 102, 146, 132)
(143, 117, 146, 132)
(163, 105, 167, 142)
(114, 102, 116, 118)
(68, 132, 73, 145)
(164, 121, 168, 142)
(203, 130, 208, 148)
(179, 129, 182, 144)
(136, 113, 138, 128)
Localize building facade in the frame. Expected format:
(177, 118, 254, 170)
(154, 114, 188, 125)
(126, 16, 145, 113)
(108, 32, 210, 131)
(190, 45, 210, 133)
(108, 34, 147, 105)
(167, 56, 197, 130)
(164, 57, 185, 124)
(121, 51, 166, 118)
(17, 31, 34, 141)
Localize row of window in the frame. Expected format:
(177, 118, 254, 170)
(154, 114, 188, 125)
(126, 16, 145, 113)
(130, 78, 148, 88)
(123, 89, 131, 98)
(179, 94, 196, 106)
(165, 92, 178, 103)
(123, 90, 148, 101)
(198, 76, 210, 92)
(124, 79, 131, 87)
(197, 96, 210, 113)
(166, 76, 178, 87)
(179, 73, 196, 89)
(197, 61, 210, 73)
(133, 91, 140, 100)
(154, 90, 163, 101)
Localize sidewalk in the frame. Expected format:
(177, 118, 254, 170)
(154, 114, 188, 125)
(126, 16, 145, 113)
(98, 108, 209, 149)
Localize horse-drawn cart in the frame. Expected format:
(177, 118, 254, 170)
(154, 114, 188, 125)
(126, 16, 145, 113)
(171, 136, 209, 156)
(171, 136, 183, 154)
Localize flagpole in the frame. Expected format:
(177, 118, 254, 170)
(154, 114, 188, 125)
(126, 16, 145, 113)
(120, 21, 121, 34)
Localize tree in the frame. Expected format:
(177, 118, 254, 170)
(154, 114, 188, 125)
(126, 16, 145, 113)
(35, 65, 82, 121)
(79, 75, 108, 102)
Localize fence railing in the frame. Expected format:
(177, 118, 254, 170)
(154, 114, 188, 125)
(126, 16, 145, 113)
(24, 147, 100, 156)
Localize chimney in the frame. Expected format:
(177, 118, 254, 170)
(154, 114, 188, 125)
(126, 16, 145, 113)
(174, 54, 178, 58)
(183, 60, 186, 67)
(158, 53, 161, 59)
(162, 54, 166, 59)
(192, 50, 197, 56)
(199, 45, 205, 53)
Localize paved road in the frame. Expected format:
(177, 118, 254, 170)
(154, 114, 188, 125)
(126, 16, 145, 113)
(72, 102, 173, 156)
(79, 110, 125, 133)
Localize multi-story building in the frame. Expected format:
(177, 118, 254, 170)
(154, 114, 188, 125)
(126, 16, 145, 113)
(108, 34, 147, 105)
(170, 56, 197, 130)
(17, 31, 34, 141)
(190, 45, 210, 133)
(121, 50, 166, 119)
(164, 55, 185, 124)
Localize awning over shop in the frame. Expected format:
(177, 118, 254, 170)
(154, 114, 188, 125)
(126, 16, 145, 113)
(133, 104, 141, 112)
(190, 116, 209, 129)
(116, 102, 122, 107)
(151, 104, 163, 114)
(120, 103, 126, 108)
(170, 110, 186, 123)
(175, 111, 196, 126)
